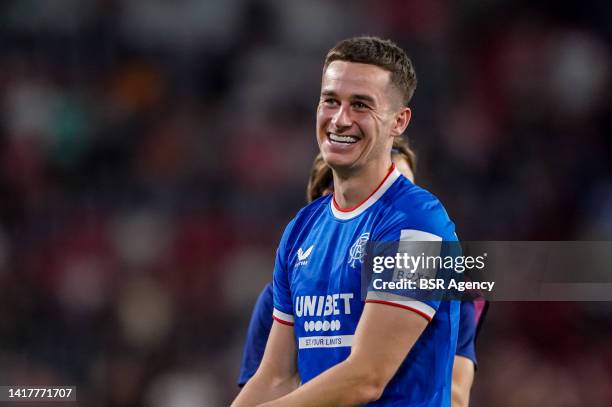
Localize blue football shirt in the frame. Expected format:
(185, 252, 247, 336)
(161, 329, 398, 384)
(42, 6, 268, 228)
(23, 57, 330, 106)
(272, 166, 460, 406)
(238, 283, 273, 386)
(456, 300, 477, 366)
(237, 292, 483, 386)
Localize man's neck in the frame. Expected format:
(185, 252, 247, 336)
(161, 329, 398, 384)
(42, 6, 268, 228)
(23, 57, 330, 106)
(332, 159, 394, 210)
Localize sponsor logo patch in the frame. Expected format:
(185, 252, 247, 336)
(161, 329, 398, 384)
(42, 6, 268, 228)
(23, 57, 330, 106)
(295, 245, 314, 267)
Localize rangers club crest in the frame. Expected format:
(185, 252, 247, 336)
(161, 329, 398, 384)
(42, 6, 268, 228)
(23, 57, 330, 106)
(348, 232, 370, 268)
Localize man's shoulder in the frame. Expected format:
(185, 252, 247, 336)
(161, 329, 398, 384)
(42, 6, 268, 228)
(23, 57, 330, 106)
(291, 194, 331, 224)
(379, 177, 456, 239)
(281, 195, 331, 240)
(387, 177, 449, 216)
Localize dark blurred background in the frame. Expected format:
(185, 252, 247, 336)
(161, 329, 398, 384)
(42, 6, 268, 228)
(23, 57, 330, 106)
(0, 0, 611, 405)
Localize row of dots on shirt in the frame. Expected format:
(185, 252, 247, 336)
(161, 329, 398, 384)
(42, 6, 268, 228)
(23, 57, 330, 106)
(304, 320, 341, 332)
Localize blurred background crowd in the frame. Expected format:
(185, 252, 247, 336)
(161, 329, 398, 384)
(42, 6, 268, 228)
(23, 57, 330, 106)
(1, 0, 611, 405)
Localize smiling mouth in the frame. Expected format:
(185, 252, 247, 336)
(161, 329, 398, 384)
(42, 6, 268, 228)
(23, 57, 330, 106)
(328, 132, 360, 144)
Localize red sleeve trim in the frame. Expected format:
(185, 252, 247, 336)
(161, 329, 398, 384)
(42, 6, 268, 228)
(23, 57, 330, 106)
(365, 299, 433, 322)
(272, 315, 295, 326)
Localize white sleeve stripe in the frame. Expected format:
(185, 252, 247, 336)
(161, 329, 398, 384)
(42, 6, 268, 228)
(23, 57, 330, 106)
(365, 292, 436, 318)
(399, 229, 442, 242)
(273, 308, 294, 323)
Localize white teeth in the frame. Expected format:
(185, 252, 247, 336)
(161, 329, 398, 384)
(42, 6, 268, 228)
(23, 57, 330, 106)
(329, 133, 358, 144)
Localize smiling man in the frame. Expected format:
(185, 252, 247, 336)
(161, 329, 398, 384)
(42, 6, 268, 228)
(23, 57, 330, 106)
(231, 37, 459, 407)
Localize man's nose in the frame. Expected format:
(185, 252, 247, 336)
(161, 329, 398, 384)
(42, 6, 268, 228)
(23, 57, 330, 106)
(332, 103, 352, 129)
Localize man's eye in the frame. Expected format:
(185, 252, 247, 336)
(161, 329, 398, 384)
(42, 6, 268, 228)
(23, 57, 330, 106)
(323, 98, 339, 106)
(353, 102, 368, 109)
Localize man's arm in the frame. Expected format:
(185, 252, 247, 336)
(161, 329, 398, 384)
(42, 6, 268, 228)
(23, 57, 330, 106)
(258, 302, 428, 407)
(451, 355, 475, 407)
(231, 321, 300, 407)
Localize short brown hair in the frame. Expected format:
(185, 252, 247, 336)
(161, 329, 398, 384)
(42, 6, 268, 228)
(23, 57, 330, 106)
(307, 137, 417, 203)
(323, 36, 417, 106)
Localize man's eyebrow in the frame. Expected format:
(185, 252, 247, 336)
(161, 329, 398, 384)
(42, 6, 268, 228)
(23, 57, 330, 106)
(320, 91, 376, 104)
(351, 94, 376, 104)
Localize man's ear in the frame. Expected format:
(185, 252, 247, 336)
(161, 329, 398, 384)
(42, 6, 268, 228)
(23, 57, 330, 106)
(390, 107, 411, 136)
